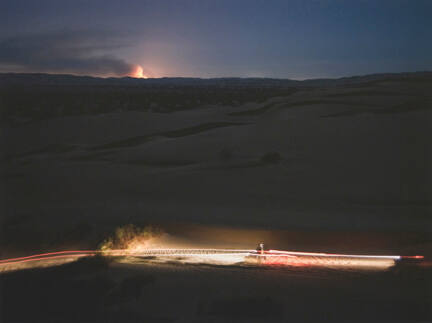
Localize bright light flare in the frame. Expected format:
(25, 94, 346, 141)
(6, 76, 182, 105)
(130, 65, 148, 78)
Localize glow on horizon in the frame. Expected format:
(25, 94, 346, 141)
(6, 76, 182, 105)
(130, 65, 148, 78)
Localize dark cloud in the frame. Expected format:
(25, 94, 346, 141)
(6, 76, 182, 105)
(0, 30, 136, 76)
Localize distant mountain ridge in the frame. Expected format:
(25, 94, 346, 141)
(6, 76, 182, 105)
(0, 71, 431, 87)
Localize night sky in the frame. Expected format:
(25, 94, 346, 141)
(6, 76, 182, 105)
(0, 0, 431, 79)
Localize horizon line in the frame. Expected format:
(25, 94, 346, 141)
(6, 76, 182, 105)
(1, 70, 431, 82)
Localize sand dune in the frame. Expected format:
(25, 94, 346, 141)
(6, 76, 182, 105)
(1, 72, 431, 251)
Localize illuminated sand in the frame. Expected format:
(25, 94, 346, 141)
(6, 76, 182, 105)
(0, 247, 411, 272)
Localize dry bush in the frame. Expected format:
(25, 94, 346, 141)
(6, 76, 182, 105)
(99, 224, 163, 251)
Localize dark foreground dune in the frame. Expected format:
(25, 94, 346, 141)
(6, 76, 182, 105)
(1, 255, 431, 323)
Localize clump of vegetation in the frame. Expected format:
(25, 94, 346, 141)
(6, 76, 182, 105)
(99, 224, 163, 252)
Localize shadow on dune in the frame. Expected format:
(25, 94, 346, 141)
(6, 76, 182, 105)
(90, 122, 249, 151)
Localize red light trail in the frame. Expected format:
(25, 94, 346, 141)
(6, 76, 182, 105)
(0, 248, 423, 271)
(0, 250, 98, 264)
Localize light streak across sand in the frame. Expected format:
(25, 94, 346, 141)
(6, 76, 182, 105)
(268, 249, 402, 260)
(1, 253, 92, 265)
(0, 248, 422, 272)
(0, 250, 98, 264)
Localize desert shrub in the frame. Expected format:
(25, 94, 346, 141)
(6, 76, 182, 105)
(99, 224, 162, 251)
